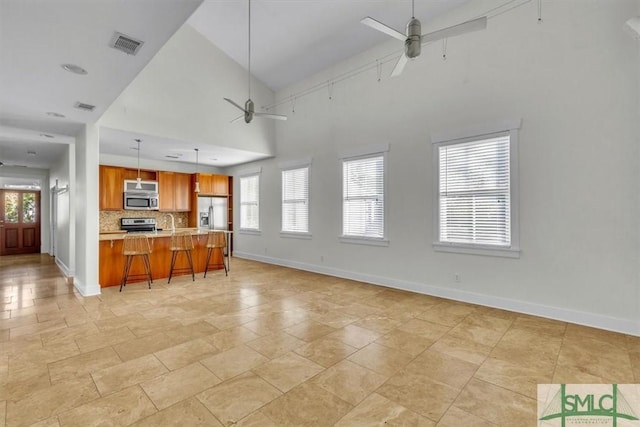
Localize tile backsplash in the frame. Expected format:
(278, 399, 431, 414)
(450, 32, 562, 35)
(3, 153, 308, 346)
(100, 211, 190, 232)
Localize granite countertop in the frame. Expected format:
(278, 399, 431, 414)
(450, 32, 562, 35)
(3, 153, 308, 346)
(98, 228, 216, 241)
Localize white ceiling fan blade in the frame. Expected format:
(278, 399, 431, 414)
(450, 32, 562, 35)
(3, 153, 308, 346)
(254, 113, 288, 121)
(223, 97, 247, 113)
(421, 16, 487, 45)
(361, 16, 406, 41)
(391, 54, 408, 77)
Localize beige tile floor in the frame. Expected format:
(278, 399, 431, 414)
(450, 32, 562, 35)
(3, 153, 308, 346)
(1, 254, 638, 426)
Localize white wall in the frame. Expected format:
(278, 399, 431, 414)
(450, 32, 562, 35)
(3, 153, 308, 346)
(49, 145, 74, 277)
(229, 0, 640, 335)
(100, 24, 276, 158)
(74, 124, 100, 296)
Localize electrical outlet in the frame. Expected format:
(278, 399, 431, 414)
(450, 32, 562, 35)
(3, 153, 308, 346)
(454, 273, 461, 283)
(178, 218, 183, 224)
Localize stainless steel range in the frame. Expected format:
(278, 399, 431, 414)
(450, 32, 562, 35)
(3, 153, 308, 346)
(120, 218, 157, 233)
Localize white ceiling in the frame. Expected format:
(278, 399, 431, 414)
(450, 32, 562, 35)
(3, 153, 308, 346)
(0, 0, 469, 177)
(188, 0, 469, 91)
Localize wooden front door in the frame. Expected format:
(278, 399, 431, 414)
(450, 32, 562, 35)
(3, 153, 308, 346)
(0, 190, 41, 255)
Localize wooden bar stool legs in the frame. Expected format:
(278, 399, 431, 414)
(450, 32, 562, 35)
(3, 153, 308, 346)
(168, 231, 195, 284)
(120, 235, 153, 292)
(204, 231, 227, 278)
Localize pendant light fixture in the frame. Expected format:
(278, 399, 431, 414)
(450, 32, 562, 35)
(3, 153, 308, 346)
(194, 148, 200, 193)
(135, 138, 142, 189)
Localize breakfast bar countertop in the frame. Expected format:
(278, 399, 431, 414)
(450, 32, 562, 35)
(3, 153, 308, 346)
(98, 228, 232, 241)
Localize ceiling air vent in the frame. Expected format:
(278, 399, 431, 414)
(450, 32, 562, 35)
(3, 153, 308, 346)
(109, 32, 144, 55)
(74, 102, 95, 112)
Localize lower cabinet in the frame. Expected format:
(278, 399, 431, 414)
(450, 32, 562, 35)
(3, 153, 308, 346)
(99, 234, 225, 287)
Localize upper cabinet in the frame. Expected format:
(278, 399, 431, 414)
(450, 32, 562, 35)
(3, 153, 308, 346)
(158, 171, 191, 212)
(195, 173, 228, 196)
(99, 165, 124, 210)
(123, 169, 157, 181)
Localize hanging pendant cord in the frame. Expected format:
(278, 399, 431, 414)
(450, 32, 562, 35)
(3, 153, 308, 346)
(248, 0, 251, 100)
(411, 0, 415, 18)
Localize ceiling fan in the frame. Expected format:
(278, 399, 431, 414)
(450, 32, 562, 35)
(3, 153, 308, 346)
(361, 1, 487, 76)
(224, 0, 286, 124)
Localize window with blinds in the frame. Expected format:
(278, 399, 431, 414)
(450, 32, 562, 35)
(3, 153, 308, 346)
(342, 154, 385, 239)
(437, 133, 511, 247)
(240, 174, 260, 230)
(282, 166, 309, 233)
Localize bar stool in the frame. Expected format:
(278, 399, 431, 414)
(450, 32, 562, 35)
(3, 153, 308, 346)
(204, 231, 228, 278)
(168, 231, 195, 284)
(120, 234, 153, 292)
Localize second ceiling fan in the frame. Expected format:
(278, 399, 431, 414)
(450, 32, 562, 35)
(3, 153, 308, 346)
(361, 1, 488, 76)
(224, 0, 287, 124)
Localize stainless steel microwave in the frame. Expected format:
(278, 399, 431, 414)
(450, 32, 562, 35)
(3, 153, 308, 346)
(123, 191, 159, 210)
(123, 180, 159, 210)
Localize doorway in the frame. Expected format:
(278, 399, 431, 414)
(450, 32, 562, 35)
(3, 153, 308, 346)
(0, 189, 41, 255)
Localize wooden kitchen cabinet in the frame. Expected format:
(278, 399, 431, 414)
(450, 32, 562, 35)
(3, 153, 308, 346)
(158, 171, 191, 212)
(174, 173, 191, 211)
(212, 174, 228, 196)
(99, 165, 124, 210)
(123, 168, 157, 181)
(195, 173, 213, 195)
(194, 173, 228, 196)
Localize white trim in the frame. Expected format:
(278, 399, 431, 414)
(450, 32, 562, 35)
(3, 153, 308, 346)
(238, 229, 261, 236)
(432, 242, 520, 258)
(233, 252, 640, 337)
(431, 118, 522, 144)
(237, 166, 262, 177)
(74, 278, 101, 297)
(432, 124, 520, 258)
(339, 143, 389, 160)
(279, 157, 312, 170)
(55, 257, 73, 278)
(280, 231, 313, 240)
(339, 236, 389, 247)
(341, 150, 388, 241)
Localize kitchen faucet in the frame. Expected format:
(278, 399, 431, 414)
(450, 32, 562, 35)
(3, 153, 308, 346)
(164, 213, 175, 233)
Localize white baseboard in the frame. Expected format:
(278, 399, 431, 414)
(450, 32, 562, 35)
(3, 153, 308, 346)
(55, 257, 73, 278)
(73, 279, 101, 297)
(234, 251, 639, 337)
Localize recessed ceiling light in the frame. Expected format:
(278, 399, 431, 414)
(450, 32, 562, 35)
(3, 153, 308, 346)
(130, 146, 139, 151)
(61, 63, 88, 75)
(210, 158, 218, 161)
(165, 155, 180, 159)
(46, 112, 66, 118)
(39, 134, 54, 138)
(27, 150, 37, 156)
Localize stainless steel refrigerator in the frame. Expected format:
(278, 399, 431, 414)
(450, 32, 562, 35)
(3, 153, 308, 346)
(197, 196, 228, 230)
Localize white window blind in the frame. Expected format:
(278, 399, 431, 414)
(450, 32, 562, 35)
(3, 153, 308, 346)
(438, 134, 511, 247)
(282, 167, 309, 233)
(240, 174, 259, 230)
(342, 155, 385, 239)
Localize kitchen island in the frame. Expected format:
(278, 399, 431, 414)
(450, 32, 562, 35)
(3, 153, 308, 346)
(99, 228, 231, 287)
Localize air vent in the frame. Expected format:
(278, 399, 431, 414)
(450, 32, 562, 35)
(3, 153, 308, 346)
(74, 102, 95, 112)
(109, 32, 144, 55)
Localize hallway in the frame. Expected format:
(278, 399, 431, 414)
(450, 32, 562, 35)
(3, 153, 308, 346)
(1, 254, 639, 426)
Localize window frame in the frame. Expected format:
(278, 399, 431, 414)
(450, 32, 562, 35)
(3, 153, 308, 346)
(432, 120, 521, 258)
(339, 144, 389, 247)
(238, 169, 261, 234)
(280, 158, 312, 239)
